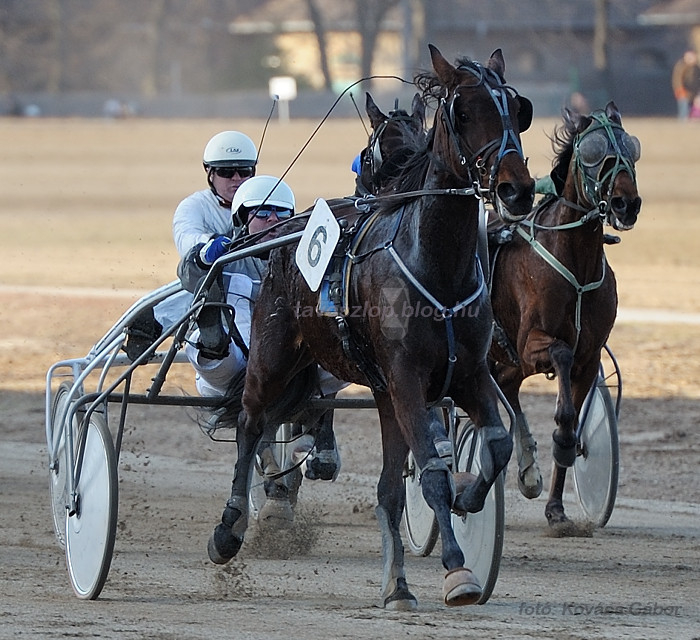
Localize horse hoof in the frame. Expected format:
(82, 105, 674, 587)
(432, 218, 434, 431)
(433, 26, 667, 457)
(207, 523, 243, 564)
(545, 500, 569, 526)
(518, 469, 543, 499)
(453, 471, 478, 496)
(552, 430, 577, 467)
(304, 448, 341, 481)
(258, 497, 294, 530)
(383, 578, 418, 611)
(453, 476, 488, 514)
(443, 567, 482, 607)
(384, 593, 418, 611)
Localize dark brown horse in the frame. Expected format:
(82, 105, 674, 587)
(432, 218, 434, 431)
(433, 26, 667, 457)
(242, 92, 430, 510)
(488, 101, 641, 525)
(208, 45, 535, 609)
(355, 92, 426, 196)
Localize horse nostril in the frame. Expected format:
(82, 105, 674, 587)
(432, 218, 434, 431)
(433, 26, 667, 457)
(631, 196, 642, 216)
(497, 180, 535, 209)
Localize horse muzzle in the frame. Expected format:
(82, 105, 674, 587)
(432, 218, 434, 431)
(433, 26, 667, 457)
(609, 194, 642, 231)
(494, 178, 535, 222)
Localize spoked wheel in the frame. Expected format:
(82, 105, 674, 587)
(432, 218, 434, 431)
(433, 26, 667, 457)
(403, 403, 456, 556)
(403, 449, 439, 556)
(451, 422, 505, 605)
(65, 412, 118, 600)
(49, 382, 78, 549)
(573, 376, 619, 527)
(248, 423, 304, 524)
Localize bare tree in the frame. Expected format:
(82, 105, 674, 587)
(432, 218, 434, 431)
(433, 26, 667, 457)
(302, 0, 401, 92)
(356, 0, 400, 89)
(304, 0, 333, 91)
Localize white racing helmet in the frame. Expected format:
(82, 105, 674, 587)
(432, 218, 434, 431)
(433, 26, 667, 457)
(231, 175, 295, 227)
(202, 131, 258, 168)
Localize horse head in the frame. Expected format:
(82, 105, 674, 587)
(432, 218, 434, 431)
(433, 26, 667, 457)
(568, 101, 642, 231)
(356, 92, 426, 195)
(424, 44, 535, 222)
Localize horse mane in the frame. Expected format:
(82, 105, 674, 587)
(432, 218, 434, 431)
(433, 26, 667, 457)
(414, 56, 484, 106)
(379, 128, 431, 208)
(548, 113, 578, 195)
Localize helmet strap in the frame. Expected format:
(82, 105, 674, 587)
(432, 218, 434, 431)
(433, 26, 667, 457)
(205, 166, 233, 208)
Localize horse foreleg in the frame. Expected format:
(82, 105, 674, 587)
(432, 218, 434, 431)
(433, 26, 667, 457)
(387, 389, 482, 607)
(452, 363, 513, 515)
(492, 364, 542, 499)
(514, 412, 543, 499)
(207, 407, 263, 564)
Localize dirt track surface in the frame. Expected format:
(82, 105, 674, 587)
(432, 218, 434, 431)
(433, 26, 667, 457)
(1, 116, 699, 639)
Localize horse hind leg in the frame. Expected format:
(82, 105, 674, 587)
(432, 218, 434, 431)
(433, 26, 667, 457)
(514, 412, 543, 499)
(549, 340, 577, 467)
(545, 463, 569, 525)
(374, 395, 418, 610)
(207, 409, 262, 564)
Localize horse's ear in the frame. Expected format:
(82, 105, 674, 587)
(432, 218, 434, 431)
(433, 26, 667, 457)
(411, 92, 426, 127)
(517, 96, 533, 132)
(366, 92, 387, 129)
(605, 101, 622, 124)
(487, 49, 506, 79)
(429, 44, 458, 87)
(563, 106, 586, 133)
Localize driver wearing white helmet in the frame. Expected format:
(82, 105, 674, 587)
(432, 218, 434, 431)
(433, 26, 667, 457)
(179, 175, 295, 374)
(173, 130, 258, 258)
(148, 131, 259, 351)
(178, 175, 343, 495)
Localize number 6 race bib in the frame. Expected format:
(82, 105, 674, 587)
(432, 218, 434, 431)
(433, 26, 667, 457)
(295, 198, 340, 292)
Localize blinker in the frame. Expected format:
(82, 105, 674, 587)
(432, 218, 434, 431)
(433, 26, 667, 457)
(577, 129, 641, 168)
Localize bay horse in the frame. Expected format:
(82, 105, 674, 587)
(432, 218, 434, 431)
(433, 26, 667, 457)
(488, 101, 641, 526)
(208, 45, 535, 609)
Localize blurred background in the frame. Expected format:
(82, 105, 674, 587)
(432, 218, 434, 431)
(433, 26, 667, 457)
(1, 0, 699, 119)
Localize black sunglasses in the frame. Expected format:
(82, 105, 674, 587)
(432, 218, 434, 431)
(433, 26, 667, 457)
(214, 166, 255, 179)
(253, 206, 293, 220)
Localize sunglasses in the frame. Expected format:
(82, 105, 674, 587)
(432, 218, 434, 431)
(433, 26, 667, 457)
(252, 206, 293, 220)
(214, 166, 255, 179)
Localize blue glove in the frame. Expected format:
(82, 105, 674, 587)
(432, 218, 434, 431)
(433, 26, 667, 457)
(199, 236, 231, 266)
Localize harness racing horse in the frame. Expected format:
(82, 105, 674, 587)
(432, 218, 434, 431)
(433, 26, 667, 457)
(241, 92, 430, 516)
(355, 92, 426, 196)
(208, 45, 535, 610)
(488, 101, 641, 526)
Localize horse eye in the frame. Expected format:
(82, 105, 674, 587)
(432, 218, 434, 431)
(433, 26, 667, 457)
(457, 111, 470, 124)
(578, 131, 608, 167)
(622, 133, 641, 162)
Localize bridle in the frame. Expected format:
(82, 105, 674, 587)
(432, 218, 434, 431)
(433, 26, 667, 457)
(571, 111, 640, 224)
(439, 61, 529, 206)
(360, 110, 422, 195)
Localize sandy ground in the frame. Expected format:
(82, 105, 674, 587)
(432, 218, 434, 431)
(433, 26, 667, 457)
(1, 115, 699, 639)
